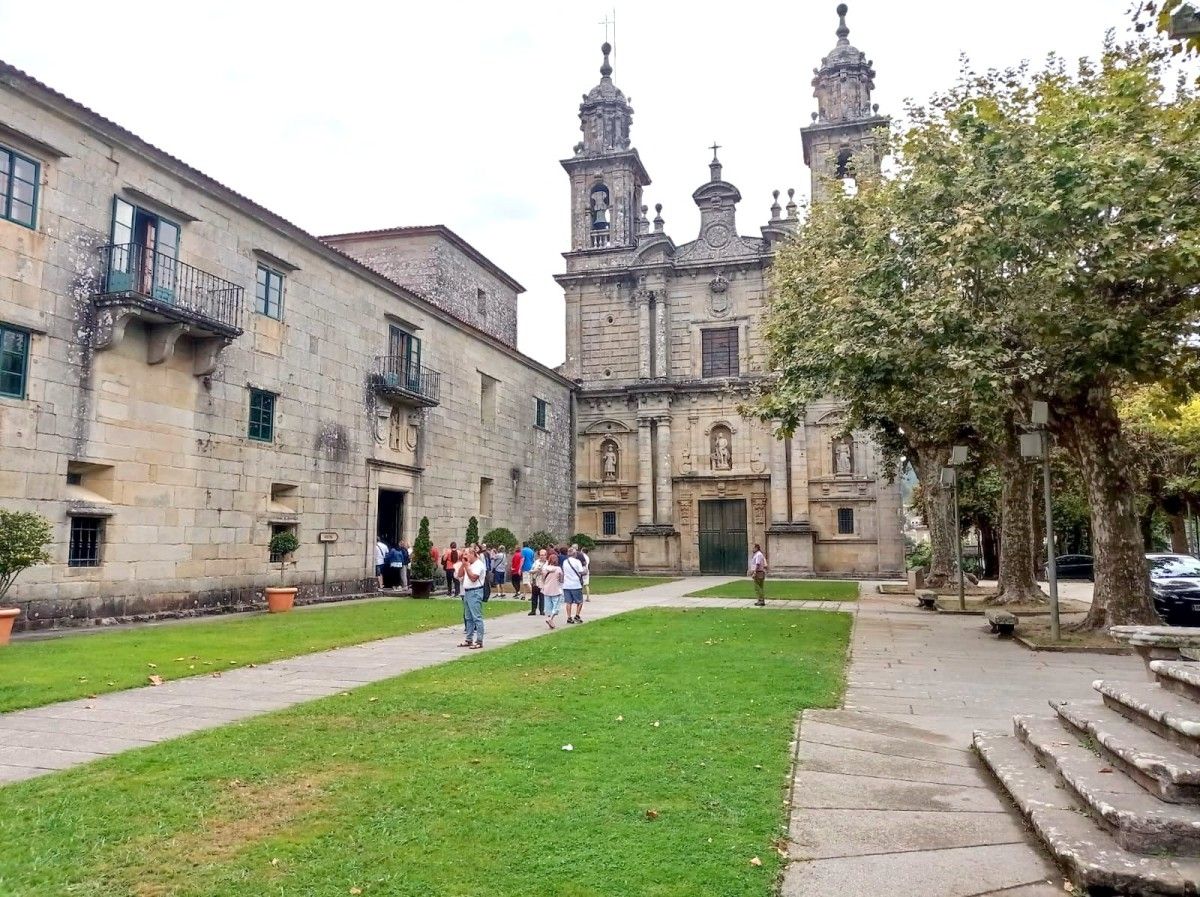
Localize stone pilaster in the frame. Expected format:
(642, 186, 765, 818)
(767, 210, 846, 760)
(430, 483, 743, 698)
(637, 418, 653, 525)
(654, 297, 669, 378)
(637, 294, 651, 378)
(791, 432, 810, 522)
(655, 415, 673, 524)
(769, 426, 788, 524)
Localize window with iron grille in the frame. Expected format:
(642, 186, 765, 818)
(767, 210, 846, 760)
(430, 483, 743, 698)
(701, 328, 739, 378)
(0, 323, 30, 399)
(602, 511, 617, 536)
(0, 146, 39, 229)
(255, 264, 284, 319)
(69, 516, 103, 567)
(269, 523, 295, 562)
(535, 398, 548, 429)
(837, 507, 855, 535)
(249, 389, 276, 442)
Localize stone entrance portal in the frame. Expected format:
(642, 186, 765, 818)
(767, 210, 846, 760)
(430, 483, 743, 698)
(698, 499, 747, 575)
(376, 488, 405, 546)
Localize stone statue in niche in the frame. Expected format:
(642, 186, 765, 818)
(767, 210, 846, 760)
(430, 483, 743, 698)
(711, 428, 732, 471)
(601, 439, 619, 480)
(590, 185, 610, 229)
(834, 436, 854, 475)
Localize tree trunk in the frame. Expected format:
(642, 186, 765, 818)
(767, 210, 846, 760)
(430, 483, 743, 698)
(912, 444, 955, 588)
(990, 446, 1048, 605)
(1170, 513, 1190, 554)
(1063, 386, 1159, 629)
(977, 516, 999, 579)
(1140, 505, 1156, 551)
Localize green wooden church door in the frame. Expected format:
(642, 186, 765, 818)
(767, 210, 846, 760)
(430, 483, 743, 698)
(698, 499, 748, 575)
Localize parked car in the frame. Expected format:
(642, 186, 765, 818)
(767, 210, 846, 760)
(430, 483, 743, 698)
(1043, 554, 1094, 581)
(1148, 553, 1200, 625)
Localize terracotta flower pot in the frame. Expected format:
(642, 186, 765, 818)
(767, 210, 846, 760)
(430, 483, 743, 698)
(0, 607, 21, 646)
(410, 579, 434, 599)
(265, 587, 297, 613)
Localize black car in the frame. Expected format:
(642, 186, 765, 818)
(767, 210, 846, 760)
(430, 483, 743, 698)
(1148, 553, 1200, 625)
(1043, 554, 1094, 581)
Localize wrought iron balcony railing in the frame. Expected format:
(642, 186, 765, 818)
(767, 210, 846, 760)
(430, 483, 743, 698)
(97, 243, 244, 334)
(373, 355, 441, 406)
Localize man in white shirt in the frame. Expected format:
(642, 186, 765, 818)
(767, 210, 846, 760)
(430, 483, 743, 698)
(749, 543, 768, 606)
(374, 536, 388, 590)
(563, 545, 588, 624)
(457, 546, 488, 649)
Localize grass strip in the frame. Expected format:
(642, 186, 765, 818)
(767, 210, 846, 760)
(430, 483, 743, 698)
(0, 607, 850, 897)
(685, 579, 859, 601)
(587, 575, 680, 594)
(0, 598, 526, 713)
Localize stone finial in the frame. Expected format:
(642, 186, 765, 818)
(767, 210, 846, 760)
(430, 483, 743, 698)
(786, 188, 798, 220)
(709, 142, 722, 182)
(653, 203, 665, 233)
(836, 3, 850, 44)
(600, 41, 613, 78)
(638, 204, 650, 234)
(770, 190, 782, 221)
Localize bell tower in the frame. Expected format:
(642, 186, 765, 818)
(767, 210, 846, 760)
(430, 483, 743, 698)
(801, 4, 889, 204)
(561, 43, 651, 254)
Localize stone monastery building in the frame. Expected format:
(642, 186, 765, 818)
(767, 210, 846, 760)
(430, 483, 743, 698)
(562, 5, 904, 576)
(0, 64, 573, 629)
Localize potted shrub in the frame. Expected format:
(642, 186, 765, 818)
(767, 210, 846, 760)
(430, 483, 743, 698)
(265, 529, 300, 613)
(0, 510, 51, 645)
(409, 516, 436, 598)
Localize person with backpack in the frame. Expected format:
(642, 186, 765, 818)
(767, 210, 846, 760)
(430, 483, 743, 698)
(493, 547, 508, 593)
(384, 542, 404, 589)
(562, 545, 588, 624)
(443, 542, 460, 596)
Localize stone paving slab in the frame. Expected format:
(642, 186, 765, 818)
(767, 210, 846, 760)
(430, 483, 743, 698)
(789, 808, 1028, 858)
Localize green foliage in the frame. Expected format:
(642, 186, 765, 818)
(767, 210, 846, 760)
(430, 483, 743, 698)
(569, 532, 597, 551)
(0, 609, 850, 895)
(268, 529, 299, 583)
(481, 527, 517, 551)
(905, 541, 933, 572)
(464, 516, 479, 547)
(410, 517, 435, 581)
(0, 509, 52, 602)
(1136, 1, 1200, 59)
(524, 530, 557, 551)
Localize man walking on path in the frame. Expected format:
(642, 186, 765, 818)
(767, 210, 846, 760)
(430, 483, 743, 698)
(520, 541, 535, 593)
(750, 543, 768, 606)
(456, 546, 487, 649)
(563, 545, 587, 624)
(374, 536, 388, 590)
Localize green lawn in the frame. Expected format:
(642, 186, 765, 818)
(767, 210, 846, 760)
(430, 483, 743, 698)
(588, 575, 680, 594)
(0, 608, 850, 897)
(0, 598, 526, 714)
(686, 579, 860, 601)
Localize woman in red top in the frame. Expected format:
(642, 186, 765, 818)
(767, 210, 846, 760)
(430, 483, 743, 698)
(509, 548, 524, 596)
(443, 542, 460, 596)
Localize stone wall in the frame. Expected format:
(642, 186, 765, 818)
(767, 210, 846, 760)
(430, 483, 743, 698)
(0, 74, 573, 629)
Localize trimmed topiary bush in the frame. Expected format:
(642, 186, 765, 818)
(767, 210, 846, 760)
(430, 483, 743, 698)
(569, 533, 597, 551)
(411, 517, 436, 582)
(465, 516, 479, 547)
(482, 527, 518, 551)
(524, 530, 557, 552)
(268, 530, 299, 584)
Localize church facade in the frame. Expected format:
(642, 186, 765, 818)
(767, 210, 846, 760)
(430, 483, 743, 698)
(558, 5, 904, 577)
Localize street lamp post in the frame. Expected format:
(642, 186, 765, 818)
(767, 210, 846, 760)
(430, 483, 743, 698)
(1021, 401, 1059, 641)
(941, 445, 971, 611)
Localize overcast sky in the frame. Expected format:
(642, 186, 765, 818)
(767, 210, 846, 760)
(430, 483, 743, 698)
(0, 0, 1135, 367)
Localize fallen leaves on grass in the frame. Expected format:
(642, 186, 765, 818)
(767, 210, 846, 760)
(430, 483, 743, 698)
(615, 715, 624, 722)
(749, 857, 762, 867)
(561, 744, 574, 752)
(652, 720, 660, 728)
(146, 663, 157, 669)
(350, 889, 362, 895)
(148, 675, 163, 686)
(645, 809, 659, 820)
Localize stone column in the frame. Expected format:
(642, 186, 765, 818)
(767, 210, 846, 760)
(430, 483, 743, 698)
(655, 415, 673, 525)
(637, 294, 651, 378)
(654, 296, 669, 378)
(769, 425, 788, 523)
(637, 418, 653, 525)
(791, 429, 810, 521)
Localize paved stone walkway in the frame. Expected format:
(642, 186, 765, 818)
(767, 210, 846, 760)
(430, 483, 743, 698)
(0, 577, 850, 784)
(782, 583, 1143, 897)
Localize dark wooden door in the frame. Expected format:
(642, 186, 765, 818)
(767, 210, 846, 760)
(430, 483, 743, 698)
(699, 499, 748, 575)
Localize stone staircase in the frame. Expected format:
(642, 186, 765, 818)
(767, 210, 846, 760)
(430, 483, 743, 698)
(974, 659, 1200, 895)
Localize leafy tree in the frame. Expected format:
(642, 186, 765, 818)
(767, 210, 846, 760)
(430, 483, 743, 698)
(0, 510, 52, 603)
(482, 527, 518, 551)
(569, 533, 597, 551)
(464, 516, 479, 547)
(524, 530, 557, 551)
(410, 517, 436, 582)
(267, 530, 299, 585)
(1136, 1, 1200, 57)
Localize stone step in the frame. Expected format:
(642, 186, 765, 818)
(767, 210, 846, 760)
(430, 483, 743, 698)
(1054, 698, 1200, 803)
(1152, 660, 1200, 705)
(973, 730, 1200, 895)
(1096, 679, 1200, 755)
(1016, 714, 1200, 854)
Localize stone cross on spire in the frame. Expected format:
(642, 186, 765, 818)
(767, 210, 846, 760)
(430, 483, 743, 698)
(709, 142, 722, 181)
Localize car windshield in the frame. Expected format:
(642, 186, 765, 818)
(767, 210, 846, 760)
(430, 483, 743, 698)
(1149, 556, 1200, 578)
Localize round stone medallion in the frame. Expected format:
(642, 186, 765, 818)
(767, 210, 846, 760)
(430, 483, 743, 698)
(705, 223, 731, 248)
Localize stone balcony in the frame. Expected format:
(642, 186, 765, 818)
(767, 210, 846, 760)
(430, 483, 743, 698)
(92, 242, 244, 376)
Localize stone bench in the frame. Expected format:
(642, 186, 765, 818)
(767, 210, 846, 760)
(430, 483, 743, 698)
(986, 609, 1017, 636)
(1109, 625, 1200, 679)
(915, 589, 938, 610)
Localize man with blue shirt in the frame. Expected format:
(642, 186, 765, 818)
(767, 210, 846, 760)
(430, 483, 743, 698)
(520, 542, 535, 585)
